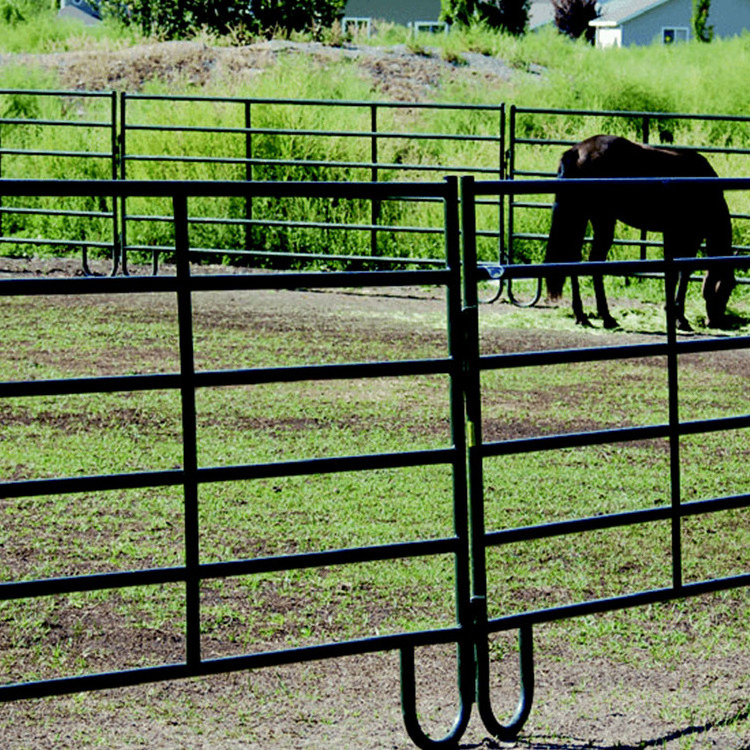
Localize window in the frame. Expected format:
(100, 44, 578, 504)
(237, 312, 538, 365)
(663, 27, 689, 43)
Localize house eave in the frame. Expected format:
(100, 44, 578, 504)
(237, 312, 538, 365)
(598, 0, 674, 26)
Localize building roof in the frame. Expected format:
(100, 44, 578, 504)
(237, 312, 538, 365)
(595, 0, 672, 24)
(58, 5, 101, 25)
(527, 0, 665, 30)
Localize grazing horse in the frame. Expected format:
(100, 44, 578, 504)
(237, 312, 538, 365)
(544, 134, 735, 330)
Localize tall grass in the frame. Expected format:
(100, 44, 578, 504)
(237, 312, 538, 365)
(0, 20, 748, 267)
(0, 0, 143, 53)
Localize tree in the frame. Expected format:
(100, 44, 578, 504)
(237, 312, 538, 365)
(693, 0, 713, 41)
(250, 0, 346, 37)
(441, 0, 530, 36)
(552, 0, 600, 43)
(101, 0, 346, 41)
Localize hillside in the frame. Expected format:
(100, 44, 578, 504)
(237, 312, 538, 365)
(2, 39, 538, 100)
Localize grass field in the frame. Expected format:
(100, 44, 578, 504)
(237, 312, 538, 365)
(0, 10, 748, 747)
(0, 257, 747, 747)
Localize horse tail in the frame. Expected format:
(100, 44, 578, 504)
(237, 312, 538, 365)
(545, 200, 568, 299)
(545, 148, 584, 300)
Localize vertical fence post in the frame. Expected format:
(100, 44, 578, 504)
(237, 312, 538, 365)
(399, 176, 474, 749)
(639, 116, 650, 261)
(504, 107, 542, 308)
(506, 105, 517, 267)
(370, 103, 380, 257)
(110, 91, 121, 276)
(459, 174, 489, 650)
(244, 100, 253, 255)
(443, 174, 474, 679)
(460, 176, 535, 740)
(498, 102, 506, 265)
(663, 252, 683, 591)
(174, 192, 202, 668)
(118, 92, 128, 276)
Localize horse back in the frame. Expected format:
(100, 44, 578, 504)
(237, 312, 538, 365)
(560, 135, 717, 179)
(558, 135, 725, 233)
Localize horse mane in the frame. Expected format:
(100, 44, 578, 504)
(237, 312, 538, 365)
(557, 145, 581, 179)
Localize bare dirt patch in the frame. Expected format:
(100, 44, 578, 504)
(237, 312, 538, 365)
(0, 258, 748, 749)
(0, 39, 526, 100)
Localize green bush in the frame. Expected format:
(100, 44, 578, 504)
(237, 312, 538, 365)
(100, 0, 347, 41)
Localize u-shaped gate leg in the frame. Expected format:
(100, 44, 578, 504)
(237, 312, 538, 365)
(399, 643, 473, 749)
(476, 624, 535, 741)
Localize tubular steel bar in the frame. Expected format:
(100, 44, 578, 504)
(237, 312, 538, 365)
(0, 176, 748, 748)
(118, 93, 503, 272)
(0, 177, 476, 750)
(0, 89, 119, 275)
(5, 92, 750, 283)
(457, 175, 749, 742)
(460, 174, 539, 740)
(399, 175, 475, 748)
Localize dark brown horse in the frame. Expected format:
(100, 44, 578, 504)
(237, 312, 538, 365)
(544, 134, 736, 330)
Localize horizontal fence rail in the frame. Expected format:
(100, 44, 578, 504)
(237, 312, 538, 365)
(0, 177, 477, 747)
(461, 178, 749, 732)
(0, 90, 504, 275)
(1, 90, 749, 305)
(0, 176, 748, 748)
(0, 90, 746, 288)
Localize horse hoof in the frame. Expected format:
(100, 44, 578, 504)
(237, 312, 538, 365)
(602, 316, 619, 329)
(677, 318, 693, 332)
(576, 316, 592, 328)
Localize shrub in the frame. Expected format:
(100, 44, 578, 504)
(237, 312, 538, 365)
(553, 0, 600, 43)
(101, 0, 347, 41)
(441, 0, 530, 36)
(693, 0, 713, 42)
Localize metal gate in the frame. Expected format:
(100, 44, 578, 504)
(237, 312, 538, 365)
(461, 175, 750, 747)
(0, 90, 505, 274)
(0, 176, 748, 748)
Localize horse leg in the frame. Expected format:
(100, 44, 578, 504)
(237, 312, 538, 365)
(703, 267, 736, 327)
(703, 190, 736, 327)
(545, 196, 589, 325)
(664, 233, 694, 331)
(675, 270, 693, 331)
(570, 274, 591, 326)
(590, 217, 618, 328)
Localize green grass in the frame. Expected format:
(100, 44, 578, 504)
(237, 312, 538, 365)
(0, 16, 748, 744)
(0, 0, 142, 54)
(0, 19, 748, 267)
(0, 286, 747, 688)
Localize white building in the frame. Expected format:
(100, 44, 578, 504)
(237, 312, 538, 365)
(591, 0, 750, 46)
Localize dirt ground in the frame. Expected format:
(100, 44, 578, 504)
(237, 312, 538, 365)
(0, 24, 746, 746)
(0, 256, 748, 748)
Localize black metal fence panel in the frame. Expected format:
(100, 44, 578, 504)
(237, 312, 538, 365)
(0, 90, 505, 272)
(0, 177, 748, 747)
(2, 91, 750, 285)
